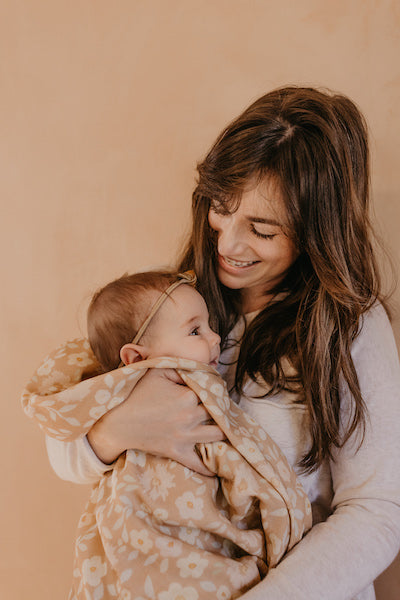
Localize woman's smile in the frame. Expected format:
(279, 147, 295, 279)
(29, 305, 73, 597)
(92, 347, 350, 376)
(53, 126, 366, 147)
(219, 255, 260, 270)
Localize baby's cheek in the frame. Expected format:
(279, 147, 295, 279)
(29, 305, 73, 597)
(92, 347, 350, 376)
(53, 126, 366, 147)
(189, 341, 211, 364)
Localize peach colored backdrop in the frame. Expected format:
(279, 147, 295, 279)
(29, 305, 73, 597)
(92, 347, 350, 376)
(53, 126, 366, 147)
(1, 1, 399, 598)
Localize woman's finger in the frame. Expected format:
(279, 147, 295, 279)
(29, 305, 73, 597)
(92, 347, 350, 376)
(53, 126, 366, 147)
(192, 404, 214, 422)
(173, 448, 215, 477)
(191, 424, 225, 444)
(162, 368, 185, 386)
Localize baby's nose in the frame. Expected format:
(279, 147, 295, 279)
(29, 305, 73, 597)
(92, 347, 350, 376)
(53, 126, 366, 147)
(212, 330, 221, 346)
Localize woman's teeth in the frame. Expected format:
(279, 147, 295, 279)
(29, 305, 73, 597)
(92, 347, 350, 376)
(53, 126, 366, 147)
(224, 257, 257, 267)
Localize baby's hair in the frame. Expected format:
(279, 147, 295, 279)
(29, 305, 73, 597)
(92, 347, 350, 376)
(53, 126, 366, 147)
(87, 270, 180, 372)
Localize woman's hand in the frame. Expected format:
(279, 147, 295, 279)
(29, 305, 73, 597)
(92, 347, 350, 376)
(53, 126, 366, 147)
(87, 368, 224, 476)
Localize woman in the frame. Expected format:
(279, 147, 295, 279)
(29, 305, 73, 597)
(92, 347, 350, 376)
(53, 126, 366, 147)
(45, 87, 400, 599)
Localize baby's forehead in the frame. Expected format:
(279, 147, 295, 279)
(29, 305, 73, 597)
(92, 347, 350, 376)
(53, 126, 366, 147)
(141, 283, 203, 332)
(155, 284, 206, 318)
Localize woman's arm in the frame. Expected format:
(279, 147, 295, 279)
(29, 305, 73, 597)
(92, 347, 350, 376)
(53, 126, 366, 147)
(241, 303, 400, 600)
(46, 367, 224, 483)
(45, 434, 112, 483)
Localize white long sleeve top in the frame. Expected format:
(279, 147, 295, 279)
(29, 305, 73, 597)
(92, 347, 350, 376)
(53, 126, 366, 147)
(46, 303, 400, 599)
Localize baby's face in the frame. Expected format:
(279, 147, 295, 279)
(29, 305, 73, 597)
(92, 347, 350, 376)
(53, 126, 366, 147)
(144, 284, 220, 367)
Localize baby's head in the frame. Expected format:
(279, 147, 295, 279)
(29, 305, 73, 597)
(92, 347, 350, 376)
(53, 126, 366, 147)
(87, 270, 221, 372)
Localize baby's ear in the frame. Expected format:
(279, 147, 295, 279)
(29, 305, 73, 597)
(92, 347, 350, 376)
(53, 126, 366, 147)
(120, 343, 150, 365)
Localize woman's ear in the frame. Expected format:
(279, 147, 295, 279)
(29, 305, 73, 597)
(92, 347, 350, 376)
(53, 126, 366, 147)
(120, 343, 150, 365)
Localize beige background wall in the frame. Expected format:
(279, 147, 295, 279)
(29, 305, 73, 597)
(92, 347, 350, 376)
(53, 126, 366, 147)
(1, 1, 399, 598)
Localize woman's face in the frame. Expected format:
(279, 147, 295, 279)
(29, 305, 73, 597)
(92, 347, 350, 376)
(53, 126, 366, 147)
(208, 179, 298, 313)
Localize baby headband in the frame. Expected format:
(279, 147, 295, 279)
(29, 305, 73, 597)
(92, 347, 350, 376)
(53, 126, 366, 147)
(118, 270, 197, 367)
(131, 270, 197, 345)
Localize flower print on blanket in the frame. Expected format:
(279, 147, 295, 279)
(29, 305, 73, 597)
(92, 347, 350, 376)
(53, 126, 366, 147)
(22, 338, 312, 599)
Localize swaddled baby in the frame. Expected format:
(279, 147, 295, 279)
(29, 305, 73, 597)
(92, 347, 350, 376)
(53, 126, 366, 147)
(23, 270, 311, 600)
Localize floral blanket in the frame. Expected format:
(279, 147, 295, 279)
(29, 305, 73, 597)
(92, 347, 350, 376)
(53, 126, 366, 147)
(22, 338, 311, 600)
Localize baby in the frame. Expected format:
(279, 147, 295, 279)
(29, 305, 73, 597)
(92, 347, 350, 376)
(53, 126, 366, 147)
(23, 270, 311, 600)
(87, 269, 221, 374)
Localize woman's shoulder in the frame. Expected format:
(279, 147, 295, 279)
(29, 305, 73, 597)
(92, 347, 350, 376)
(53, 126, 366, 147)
(352, 301, 400, 386)
(355, 302, 396, 347)
(359, 300, 391, 327)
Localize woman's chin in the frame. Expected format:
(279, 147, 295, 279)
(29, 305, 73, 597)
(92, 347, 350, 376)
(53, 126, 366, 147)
(217, 269, 243, 290)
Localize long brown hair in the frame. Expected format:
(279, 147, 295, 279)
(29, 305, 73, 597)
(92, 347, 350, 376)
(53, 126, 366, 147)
(179, 86, 386, 472)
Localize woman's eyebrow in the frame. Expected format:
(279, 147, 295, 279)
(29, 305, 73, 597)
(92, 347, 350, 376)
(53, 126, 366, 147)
(245, 215, 282, 226)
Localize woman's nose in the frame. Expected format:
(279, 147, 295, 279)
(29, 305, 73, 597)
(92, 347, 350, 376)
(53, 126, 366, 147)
(213, 215, 246, 256)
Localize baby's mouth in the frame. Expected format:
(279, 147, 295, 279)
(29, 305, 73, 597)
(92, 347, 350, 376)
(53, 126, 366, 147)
(209, 354, 220, 368)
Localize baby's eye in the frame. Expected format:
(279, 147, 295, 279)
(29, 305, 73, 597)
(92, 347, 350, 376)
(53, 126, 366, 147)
(189, 327, 200, 336)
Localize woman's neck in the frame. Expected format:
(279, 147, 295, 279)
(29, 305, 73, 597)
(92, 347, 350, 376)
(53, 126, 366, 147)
(241, 288, 275, 314)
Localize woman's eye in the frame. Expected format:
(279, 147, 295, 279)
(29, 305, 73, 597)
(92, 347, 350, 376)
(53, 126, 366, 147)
(189, 327, 200, 336)
(250, 224, 277, 240)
